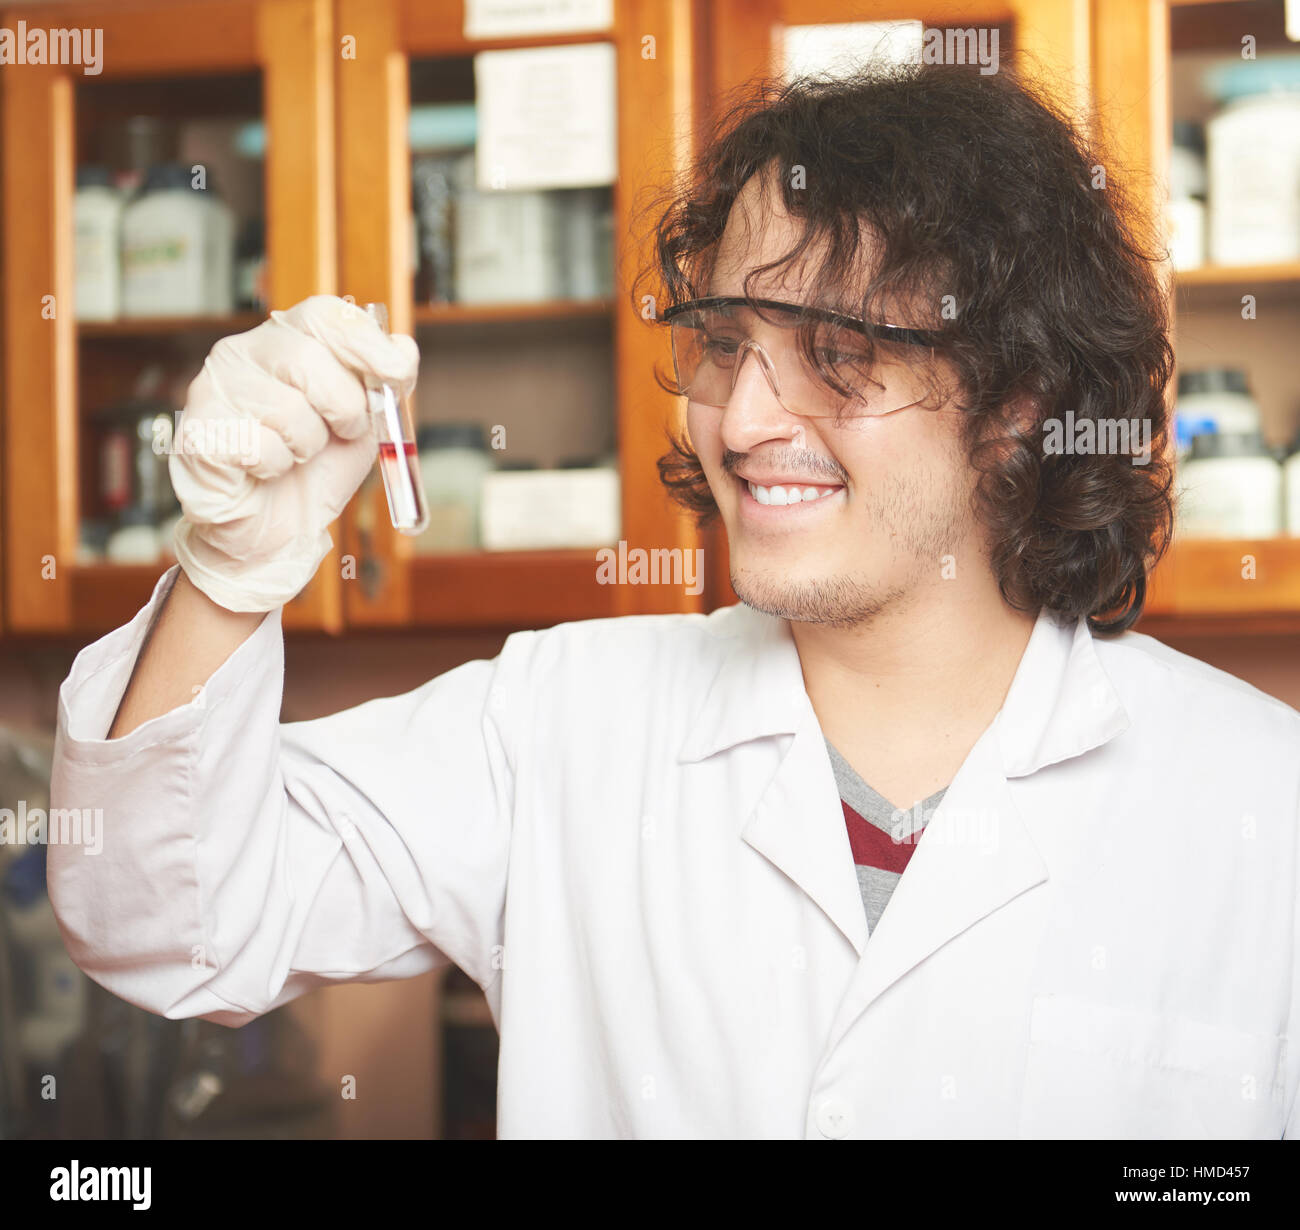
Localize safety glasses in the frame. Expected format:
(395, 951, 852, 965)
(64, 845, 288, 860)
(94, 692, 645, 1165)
(661, 295, 940, 419)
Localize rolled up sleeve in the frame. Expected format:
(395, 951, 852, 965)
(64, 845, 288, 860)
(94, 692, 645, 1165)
(48, 567, 521, 1028)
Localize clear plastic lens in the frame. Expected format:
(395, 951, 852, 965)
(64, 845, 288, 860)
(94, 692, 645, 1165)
(670, 304, 927, 418)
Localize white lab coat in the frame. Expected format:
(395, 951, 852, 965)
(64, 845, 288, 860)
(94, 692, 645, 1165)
(47, 566, 1300, 1139)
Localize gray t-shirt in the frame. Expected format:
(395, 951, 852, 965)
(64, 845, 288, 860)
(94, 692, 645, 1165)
(825, 739, 948, 935)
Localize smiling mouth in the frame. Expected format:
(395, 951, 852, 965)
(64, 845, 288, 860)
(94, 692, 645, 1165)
(742, 477, 845, 506)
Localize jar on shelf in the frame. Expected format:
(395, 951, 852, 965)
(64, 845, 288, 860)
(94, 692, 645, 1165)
(1177, 431, 1283, 539)
(480, 457, 621, 550)
(74, 165, 124, 321)
(1206, 89, 1300, 266)
(414, 422, 495, 553)
(1173, 369, 1261, 460)
(92, 396, 179, 531)
(410, 102, 476, 304)
(121, 162, 235, 316)
(451, 151, 566, 304)
(105, 507, 162, 564)
(557, 188, 615, 300)
(1167, 120, 1206, 272)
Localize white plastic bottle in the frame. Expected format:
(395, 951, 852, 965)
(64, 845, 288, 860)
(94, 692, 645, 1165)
(452, 150, 565, 304)
(1173, 369, 1261, 460)
(1167, 121, 1206, 271)
(73, 165, 124, 320)
(121, 163, 235, 316)
(1178, 432, 1283, 539)
(1207, 90, 1300, 266)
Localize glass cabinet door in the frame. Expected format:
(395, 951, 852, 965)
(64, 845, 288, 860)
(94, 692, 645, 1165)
(1096, 0, 1300, 632)
(335, 0, 705, 628)
(1, 0, 339, 633)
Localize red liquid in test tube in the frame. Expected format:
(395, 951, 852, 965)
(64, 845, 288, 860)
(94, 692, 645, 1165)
(376, 439, 427, 532)
(363, 302, 429, 535)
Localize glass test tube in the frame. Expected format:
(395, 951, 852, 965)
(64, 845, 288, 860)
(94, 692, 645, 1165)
(363, 302, 429, 535)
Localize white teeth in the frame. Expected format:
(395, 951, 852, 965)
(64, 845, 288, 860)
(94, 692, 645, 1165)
(747, 480, 840, 506)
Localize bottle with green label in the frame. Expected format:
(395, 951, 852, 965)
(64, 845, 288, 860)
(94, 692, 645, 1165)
(121, 162, 234, 316)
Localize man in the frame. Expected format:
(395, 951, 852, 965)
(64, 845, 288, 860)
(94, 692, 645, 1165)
(48, 64, 1299, 1138)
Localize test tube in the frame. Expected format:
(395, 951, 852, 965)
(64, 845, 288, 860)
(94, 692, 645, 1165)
(363, 302, 429, 536)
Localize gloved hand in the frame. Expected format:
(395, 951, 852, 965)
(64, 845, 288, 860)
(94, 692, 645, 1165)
(168, 295, 419, 613)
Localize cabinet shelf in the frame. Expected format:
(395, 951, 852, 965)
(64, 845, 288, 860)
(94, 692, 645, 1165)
(1174, 262, 1300, 308)
(413, 300, 613, 328)
(407, 548, 620, 628)
(67, 563, 169, 633)
(1174, 262, 1300, 288)
(1138, 611, 1300, 637)
(1147, 537, 1300, 626)
(63, 538, 1300, 637)
(55, 550, 623, 636)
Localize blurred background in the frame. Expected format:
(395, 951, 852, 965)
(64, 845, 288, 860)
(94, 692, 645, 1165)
(1, 0, 1299, 1139)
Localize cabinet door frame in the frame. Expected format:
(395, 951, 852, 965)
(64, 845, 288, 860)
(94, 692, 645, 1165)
(334, 0, 705, 627)
(0, 0, 340, 632)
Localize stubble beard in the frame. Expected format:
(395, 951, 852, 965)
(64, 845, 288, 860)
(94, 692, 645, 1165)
(730, 473, 973, 629)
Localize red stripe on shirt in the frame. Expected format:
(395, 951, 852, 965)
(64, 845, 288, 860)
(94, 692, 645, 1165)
(842, 800, 920, 874)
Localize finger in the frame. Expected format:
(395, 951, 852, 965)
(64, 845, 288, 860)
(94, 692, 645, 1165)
(200, 343, 336, 472)
(245, 424, 297, 480)
(240, 322, 372, 441)
(387, 334, 421, 397)
(277, 296, 420, 388)
(244, 375, 331, 472)
(176, 364, 260, 466)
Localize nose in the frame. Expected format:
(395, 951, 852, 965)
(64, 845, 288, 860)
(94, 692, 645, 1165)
(717, 339, 803, 453)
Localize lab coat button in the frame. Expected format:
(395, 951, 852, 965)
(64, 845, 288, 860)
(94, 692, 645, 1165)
(815, 1095, 853, 1138)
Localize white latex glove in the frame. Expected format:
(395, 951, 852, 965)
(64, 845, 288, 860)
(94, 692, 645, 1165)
(168, 295, 419, 612)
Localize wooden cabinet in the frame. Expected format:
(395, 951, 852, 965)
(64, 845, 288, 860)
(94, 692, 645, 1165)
(334, 0, 704, 628)
(701, 0, 1300, 634)
(1095, 0, 1300, 634)
(1, 0, 339, 633)
(1, 0, 707, 635)
(6, 0, 1295, 637)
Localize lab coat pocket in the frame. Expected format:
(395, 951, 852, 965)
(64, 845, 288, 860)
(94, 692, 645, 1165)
(1016, 993, 1284, 1139)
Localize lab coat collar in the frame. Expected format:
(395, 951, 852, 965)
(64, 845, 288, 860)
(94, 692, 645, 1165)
(678, 603, 806, 763)
(678, 599, 1132, 999)
(995, 605, 1131, 777)
(679, 602, 1130, 775)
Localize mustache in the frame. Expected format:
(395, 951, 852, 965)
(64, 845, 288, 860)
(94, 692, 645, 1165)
(721, 447, 848, 485)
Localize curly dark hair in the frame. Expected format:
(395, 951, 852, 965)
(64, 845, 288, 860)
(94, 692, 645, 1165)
(630, 62, 1175, 634)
